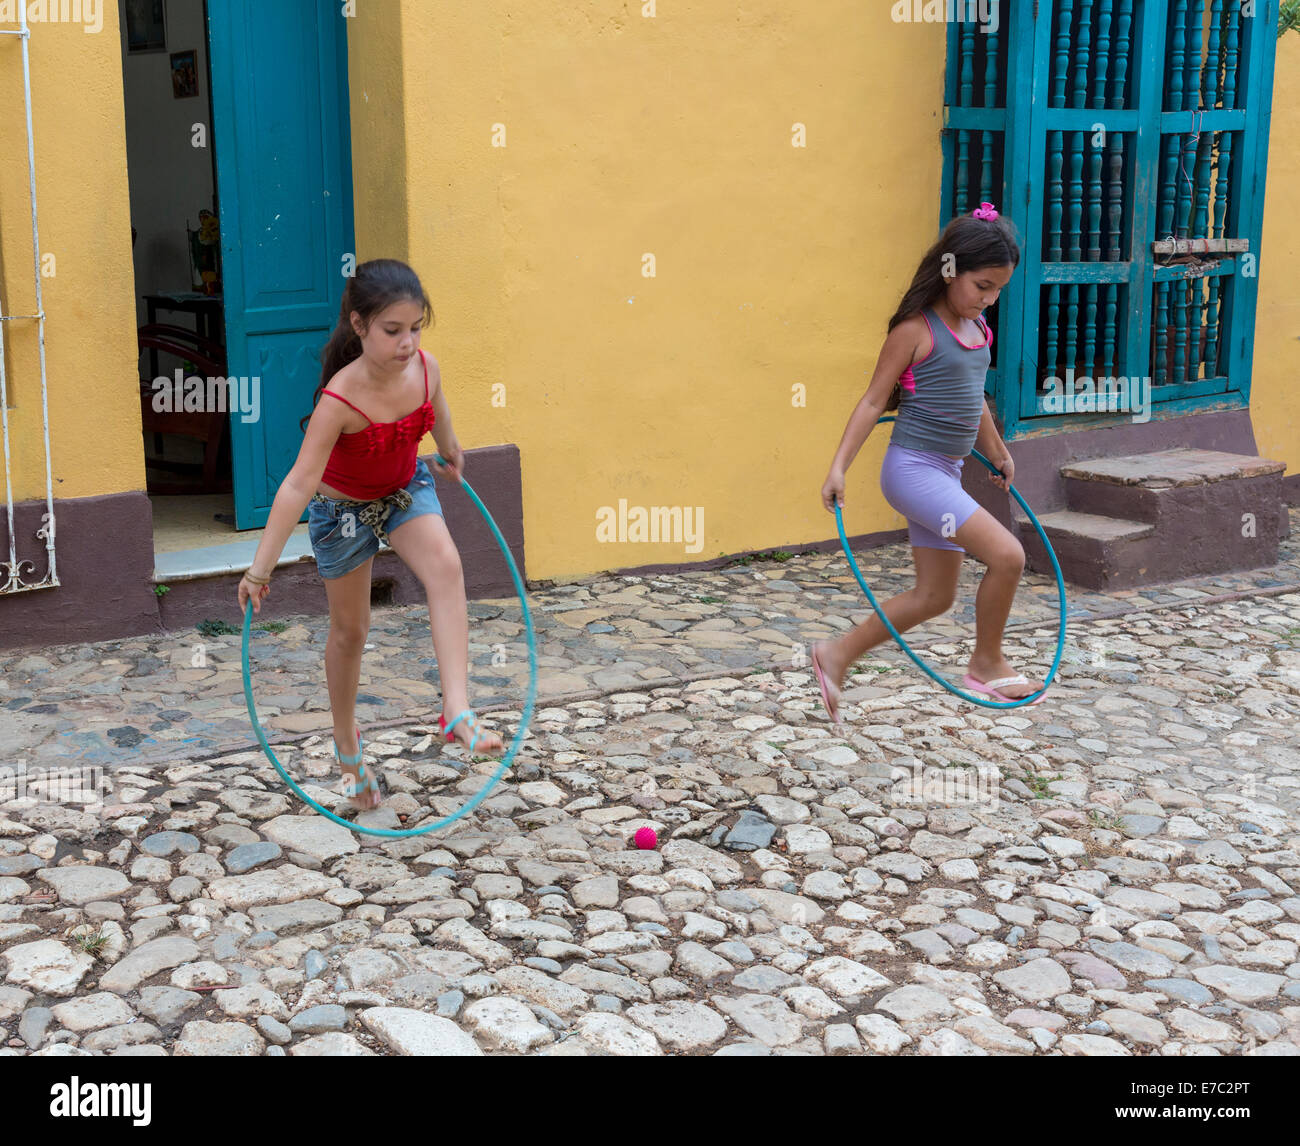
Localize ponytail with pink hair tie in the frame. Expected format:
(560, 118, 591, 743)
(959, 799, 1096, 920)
(972, 202, 999, 220)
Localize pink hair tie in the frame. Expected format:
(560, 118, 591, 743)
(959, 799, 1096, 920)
(972, 202, 999, 220)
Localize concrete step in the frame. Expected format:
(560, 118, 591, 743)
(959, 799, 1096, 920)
(1016, 447, 1287, 590)
(1017, 508, 1155, 544)
(1061, 447, 1284, 489)
(1062, 447, 1287, 527)
(1015, 510, 1156, 591)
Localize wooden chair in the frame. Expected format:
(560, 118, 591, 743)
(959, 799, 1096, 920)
(139, 322, 227, 364)
(139, 323, 230, 452)
(139, 333, 232, 495)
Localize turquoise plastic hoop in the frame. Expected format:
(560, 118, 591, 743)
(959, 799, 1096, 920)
(240, 455, 537, 837)
(831, 416, 1068, 708)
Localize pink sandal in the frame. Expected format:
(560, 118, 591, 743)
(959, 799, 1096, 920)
(811, 643, 841, 724)
(962, 673, 1047, 706)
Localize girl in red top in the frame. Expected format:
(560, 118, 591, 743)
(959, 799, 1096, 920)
(238, 259, 503, 810)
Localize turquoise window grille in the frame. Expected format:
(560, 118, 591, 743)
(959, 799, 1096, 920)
(942, 0, 1279, 439)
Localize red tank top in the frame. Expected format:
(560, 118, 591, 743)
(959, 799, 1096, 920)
(320, 349, 436, 499)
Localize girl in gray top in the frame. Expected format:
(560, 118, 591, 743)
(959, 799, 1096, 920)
(815, 204, 1048, 715)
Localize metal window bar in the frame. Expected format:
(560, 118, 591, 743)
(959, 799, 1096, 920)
(0, 5, 58, 596)
(944, 7, 1011, 394)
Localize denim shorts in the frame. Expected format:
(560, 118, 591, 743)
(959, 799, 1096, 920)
(308, 458, 444, 579)
(879, 443, 980, 553)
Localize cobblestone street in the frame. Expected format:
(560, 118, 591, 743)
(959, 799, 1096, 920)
(1, 515, 1298, 1056)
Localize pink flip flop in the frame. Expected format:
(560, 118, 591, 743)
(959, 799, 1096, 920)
(962, 673, 1047, 706)
(811, 643, 841, 724)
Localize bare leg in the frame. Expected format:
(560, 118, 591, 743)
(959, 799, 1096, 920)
(954, 508, 1043, 698)
(388, 514, 503, 752)
(815, 547, 964, 695)
(322, 557, 381, 807)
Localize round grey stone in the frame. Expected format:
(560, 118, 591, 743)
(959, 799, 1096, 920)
(36, 867, 130, 907)
(1145, 978, 1215, 1005)
(204, 825, 261, 850)
(257, 1015, 292, 1045)
(723, 811, 777, 852)
(435, 990, 464, 1018)
(1118, 815, 1164, 839)
(19, 1006, 53, 1049)
(288, 1005, 347, 1035)
(224, 842, 282, 874)
(141, 832, 201, 858)
(0, 856, 44, 877)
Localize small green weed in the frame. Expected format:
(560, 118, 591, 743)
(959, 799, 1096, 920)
(726, 549, 794, 568)
(69, 930, 110, 959)
(1025, 773, 1062, 799)
(196, 619, 239, 638)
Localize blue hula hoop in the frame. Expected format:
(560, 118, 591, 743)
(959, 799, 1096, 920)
(241, 455, 537, 837)
(831, 416, 1067, 708)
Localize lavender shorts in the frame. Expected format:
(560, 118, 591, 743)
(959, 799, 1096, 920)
(879, 443, 980, 553)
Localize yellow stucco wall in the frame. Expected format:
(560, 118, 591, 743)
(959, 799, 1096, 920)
(2, 6, 1295, 583)
(348, 0, 410, 264)
(1251, 32, 1300, 471)
(398, 2, 946, 580)
(0, 5, 141, 504)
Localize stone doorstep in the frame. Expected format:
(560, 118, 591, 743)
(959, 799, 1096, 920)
(1059, 447, 1286, 489)
(1012, 508, 1156, 590)
(1017, 503, 1279, 592)
(1018, 448, 1291, 590)
(153, 547, 519, 635)
(1017, 509, 1155, 545)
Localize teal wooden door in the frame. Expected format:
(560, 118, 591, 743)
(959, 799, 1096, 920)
(943, 1, 1278, 438)
(208, 1, 356, 529)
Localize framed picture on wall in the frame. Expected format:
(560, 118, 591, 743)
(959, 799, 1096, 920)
(125, 0, 166, 54)
(171, 51, 198, 98)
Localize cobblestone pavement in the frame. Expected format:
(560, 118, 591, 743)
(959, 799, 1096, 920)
(1, 515, 1298, 1055)
(3, 510, 1299, 770)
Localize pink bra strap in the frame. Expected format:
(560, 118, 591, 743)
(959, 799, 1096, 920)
(321, 389, 373, 424)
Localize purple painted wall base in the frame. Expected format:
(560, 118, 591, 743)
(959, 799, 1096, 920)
(0, 445, 524, 653)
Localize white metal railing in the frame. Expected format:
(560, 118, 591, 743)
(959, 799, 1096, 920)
(0, 5, 58, 595)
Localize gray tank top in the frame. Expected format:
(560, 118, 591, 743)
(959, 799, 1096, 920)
(888, 306, 990, 458)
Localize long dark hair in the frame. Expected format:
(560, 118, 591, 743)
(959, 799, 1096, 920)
(300, 259, 434, 431)
(883, 211, 1021, 410)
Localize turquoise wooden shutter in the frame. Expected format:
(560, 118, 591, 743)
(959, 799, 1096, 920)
(945, 1, 1279, 438)
(208, 0, 356, 529)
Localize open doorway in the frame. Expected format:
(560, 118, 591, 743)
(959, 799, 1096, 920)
(122, 0, 237, 558)
(122, 0, 356, 575)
